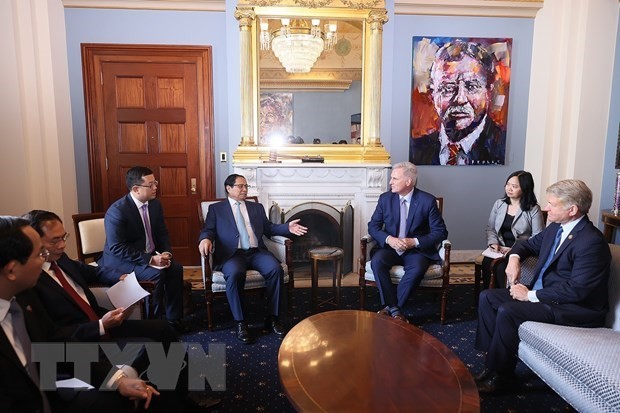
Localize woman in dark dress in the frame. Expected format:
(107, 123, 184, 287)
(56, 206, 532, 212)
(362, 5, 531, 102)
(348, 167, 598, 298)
(483, 171, 545, 288)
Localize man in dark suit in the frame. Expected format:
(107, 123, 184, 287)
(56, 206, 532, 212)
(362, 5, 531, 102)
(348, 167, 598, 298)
(98, 166, 187, 333)
(0, 216, 160, 413)
(22, 210, 221, 410)
(368, 161, 448, 323)
(198, 174, 307, 343)
(23, 210, 178, 343)
(475, 179, 611, 393)
(410, 40, 506, 166)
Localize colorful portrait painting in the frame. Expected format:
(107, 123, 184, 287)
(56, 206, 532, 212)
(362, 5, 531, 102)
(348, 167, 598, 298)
(409, 37, 512, 166)
(259, 92, 293, 145)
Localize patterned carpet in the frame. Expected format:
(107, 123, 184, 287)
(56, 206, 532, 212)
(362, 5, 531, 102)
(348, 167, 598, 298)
(179, 283, 574, 413)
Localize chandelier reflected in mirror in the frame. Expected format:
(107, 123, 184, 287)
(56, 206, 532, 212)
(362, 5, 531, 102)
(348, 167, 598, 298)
(260, 18, 337, 73)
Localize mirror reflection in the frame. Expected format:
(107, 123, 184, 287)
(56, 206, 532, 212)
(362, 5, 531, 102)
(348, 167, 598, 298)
(258, 18, 363, 146)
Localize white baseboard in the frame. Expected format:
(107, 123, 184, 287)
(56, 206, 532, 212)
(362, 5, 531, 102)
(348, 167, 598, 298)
(451, 250, 481, 263)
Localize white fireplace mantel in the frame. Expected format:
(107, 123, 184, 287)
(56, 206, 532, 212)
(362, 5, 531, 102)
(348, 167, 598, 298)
(233, 162, 391, 270)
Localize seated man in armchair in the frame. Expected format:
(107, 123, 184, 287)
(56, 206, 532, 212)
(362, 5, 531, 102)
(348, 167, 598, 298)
(368, 161, 448, 323)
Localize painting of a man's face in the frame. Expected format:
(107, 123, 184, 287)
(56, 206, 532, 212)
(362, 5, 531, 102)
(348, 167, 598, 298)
(259, 93, 293, 144)
(431, 55, 491, 135)
(409, 37, 511, 166)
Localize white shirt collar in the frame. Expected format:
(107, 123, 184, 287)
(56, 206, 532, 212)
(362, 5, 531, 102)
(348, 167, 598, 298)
(559, 215, 584, 242)
(130, 192, 147, 209)
(438, 115, 488, 165)
(0, 297, 12, 325)
(400, 190, 414, 204)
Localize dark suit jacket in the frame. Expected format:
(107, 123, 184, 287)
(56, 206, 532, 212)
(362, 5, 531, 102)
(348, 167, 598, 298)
(198, 199, 291, 267)
(0, 291, 52, 413)
(410, 118, 506, 165)
(99, 195, 172, 277)
(33, 254, 111, 341)
(510, 216, 611, 326)
(368, 188, 448, 261)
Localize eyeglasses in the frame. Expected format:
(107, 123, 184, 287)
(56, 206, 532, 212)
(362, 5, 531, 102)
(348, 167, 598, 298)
(49, 233, 70, 245)
(39, 249, 50, 259)
(232, 184, 250, 189)
(135, 180, 159, 189)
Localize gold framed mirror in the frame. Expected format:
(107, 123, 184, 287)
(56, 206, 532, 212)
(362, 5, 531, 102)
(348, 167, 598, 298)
(233, 0, 390, 163)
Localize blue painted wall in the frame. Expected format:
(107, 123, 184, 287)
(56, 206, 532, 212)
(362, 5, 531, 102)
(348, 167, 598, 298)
(65, 8, 619, 251)
(64, 8, 229, 212)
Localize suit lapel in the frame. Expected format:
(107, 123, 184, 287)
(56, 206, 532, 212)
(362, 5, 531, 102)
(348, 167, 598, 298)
(0, 328, 27, 373)
(553, 217, 587, 259)
(40, 267, 85, 312)
(407, 190, 420, 229)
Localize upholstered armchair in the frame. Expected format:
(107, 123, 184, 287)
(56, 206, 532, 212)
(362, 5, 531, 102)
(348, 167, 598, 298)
(197, 197, 294, 330)
(358, 198, 452, 324)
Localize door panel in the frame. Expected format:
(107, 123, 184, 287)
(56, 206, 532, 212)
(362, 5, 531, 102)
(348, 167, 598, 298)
(82, 45, 215, 265)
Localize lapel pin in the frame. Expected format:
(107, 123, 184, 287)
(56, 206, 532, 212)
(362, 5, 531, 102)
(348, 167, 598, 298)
(568, 235, 573, 240)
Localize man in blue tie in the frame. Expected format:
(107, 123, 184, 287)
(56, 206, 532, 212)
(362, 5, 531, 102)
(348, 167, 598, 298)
(368, 161, 448, 323)
(198, 174, 307, 343)
(475, 179, 611, 393)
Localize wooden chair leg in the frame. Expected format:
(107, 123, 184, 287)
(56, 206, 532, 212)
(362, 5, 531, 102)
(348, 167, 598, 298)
(474, 263, 482, 307)
(439, 290, 448, 325)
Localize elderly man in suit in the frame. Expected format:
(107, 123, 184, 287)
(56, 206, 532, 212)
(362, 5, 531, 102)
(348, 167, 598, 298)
(98, 166, 187, 333)
(0, 216, 161, 412)
(368, 161, 448, 323)
(475, 179, 611, 393)
(198, 174, 307, 343)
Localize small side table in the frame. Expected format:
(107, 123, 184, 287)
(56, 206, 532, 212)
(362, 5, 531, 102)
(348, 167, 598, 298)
(308, 247, 344, 311)
(602, 209, 620, 243)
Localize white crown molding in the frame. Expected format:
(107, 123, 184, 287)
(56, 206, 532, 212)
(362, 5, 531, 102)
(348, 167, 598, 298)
(62, 0, 225, 12)
(395, 0, 543, 18)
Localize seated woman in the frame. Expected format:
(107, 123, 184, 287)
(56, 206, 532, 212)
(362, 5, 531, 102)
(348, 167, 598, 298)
(483, 170, 545, 288)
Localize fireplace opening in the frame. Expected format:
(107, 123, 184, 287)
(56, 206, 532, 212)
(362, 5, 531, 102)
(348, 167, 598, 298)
(287, 210, 340, 266)
(271, 201, 353, 276)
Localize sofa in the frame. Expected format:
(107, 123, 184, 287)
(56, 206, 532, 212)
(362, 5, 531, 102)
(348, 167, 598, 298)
(518, 243, 620, 412)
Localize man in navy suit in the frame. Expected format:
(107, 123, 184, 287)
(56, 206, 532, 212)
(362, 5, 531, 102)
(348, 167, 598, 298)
(475, 179, 611, 393)
(98, 167, 187, 333)
(0, 216, 162, 412)
(368, 161, 448, 323)
(198, 174, 307, 343)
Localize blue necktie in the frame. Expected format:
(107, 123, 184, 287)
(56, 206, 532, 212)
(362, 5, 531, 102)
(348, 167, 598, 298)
(397, 198, 407, 256)
(236, 201, 250, 250)
(533, 227, 563, 290)
(398, 198, 407, 239)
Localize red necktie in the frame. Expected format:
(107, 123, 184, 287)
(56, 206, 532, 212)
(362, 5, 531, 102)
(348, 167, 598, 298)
(447, 143, 460, 165)
(49, 261, 99, 322)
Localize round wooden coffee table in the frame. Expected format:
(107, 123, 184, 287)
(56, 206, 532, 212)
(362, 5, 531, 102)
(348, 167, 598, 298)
(278, 310, 479, 412)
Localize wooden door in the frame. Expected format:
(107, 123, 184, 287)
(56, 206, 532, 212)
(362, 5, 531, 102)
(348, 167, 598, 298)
(82, 44, 215, 265)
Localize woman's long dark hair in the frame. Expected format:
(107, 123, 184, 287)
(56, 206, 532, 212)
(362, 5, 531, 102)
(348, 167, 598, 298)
(502, 170, 538, 211)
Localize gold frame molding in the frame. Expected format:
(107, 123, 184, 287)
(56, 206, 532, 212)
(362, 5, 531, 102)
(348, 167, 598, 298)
(233, 1, 391, 164)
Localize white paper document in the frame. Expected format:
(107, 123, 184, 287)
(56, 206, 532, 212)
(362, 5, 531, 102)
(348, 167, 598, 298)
(481, 247, 504, 259)
(106, 272, 150, 310)
(56, 377, 94, 389)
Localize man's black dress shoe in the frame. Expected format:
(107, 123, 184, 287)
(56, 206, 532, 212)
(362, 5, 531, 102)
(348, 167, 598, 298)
(473, 368, 493, 383)
(264, 317, 286, 337)
(168, 319, 191, 334)
(377, 306, 391, 316)
(185, 393, 221, 410)
(236, 321, 251, 344)
(477, 372, 516, 393)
